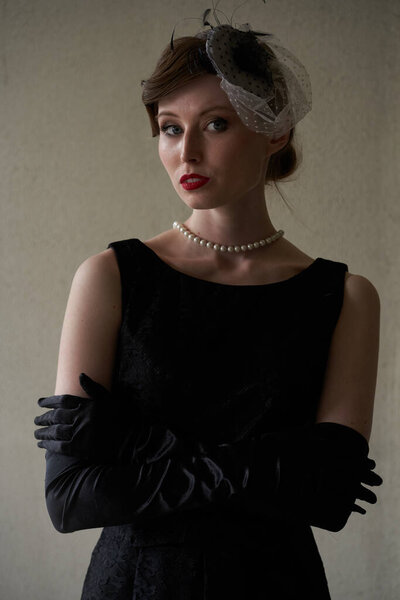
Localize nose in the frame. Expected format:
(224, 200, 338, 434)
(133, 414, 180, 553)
(179, 128, 202, 164)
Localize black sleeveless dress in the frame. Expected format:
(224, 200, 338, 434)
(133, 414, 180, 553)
(80, 237, 348, 599)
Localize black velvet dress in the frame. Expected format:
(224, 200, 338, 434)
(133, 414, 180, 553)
(80, 237, 348, 599)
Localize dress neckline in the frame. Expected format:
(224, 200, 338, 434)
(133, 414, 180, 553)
(135, 238, 323, 289)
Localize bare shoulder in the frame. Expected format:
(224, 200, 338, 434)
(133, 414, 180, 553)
(72, 248, 122, 324)
(77, 247, 119, 276)
(339, 270, 381, 356)
(343, 271, 381, 312)
(76, 248, 120, 289)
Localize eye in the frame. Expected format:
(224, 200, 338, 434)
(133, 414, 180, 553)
(160, 123, 182, 136)
(207, 117, 228, 132)
(160, 118, 228, 136)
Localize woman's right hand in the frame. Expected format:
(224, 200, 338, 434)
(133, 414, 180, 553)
(34, 373, 143, 463)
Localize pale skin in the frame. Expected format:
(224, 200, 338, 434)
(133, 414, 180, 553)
(54, 74, 380, 443)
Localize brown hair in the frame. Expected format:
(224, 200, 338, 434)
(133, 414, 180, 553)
(141, 36, 300, 194)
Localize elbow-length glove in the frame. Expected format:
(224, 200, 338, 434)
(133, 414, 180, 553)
(34, 374, 383, 533)
(246, 422, 383, 532)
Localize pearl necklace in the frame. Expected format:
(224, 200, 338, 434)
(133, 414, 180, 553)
(172, 221, 284, 253)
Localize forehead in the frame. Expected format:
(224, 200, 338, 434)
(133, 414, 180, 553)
(157, 74, 235, 116)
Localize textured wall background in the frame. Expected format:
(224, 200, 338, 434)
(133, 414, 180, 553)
(1, 0, 399, 598)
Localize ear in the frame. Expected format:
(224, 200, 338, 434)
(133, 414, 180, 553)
(269, 131, 291, 155)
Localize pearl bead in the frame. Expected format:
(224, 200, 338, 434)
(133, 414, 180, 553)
(172, 221, 284, 253)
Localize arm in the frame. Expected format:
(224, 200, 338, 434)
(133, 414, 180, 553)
(39, 415, 256, 534)
(35, 373, 382, 534)
(53, 248, 121, 398)
(35, 258, 382, 533)
(315, 272, 380, 441)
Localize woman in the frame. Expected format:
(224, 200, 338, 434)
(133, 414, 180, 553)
(34, 9, 383, 599)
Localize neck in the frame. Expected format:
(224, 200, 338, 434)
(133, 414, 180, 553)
(182, 206, 277, 249)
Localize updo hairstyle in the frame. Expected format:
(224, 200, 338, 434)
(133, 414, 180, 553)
(141, 36, 300, 188)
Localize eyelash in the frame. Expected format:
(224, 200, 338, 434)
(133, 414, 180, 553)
(160, 118, 228, 136)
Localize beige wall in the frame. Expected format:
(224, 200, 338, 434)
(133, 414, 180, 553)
(1, 0, 398, 598)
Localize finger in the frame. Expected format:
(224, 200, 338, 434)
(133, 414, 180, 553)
(79, 372, 111, 401)
(37, 439, 92, 460)
(361, 470, 383, 487)
(356, 484, 378, 505)
(34, 408, 77, 427)
(352, 503, 366, 515)
(37, 439, 73, 454)
(34, 423, 73, 441)
(34, 412, 54, 426)
(38, 395, 82, 409)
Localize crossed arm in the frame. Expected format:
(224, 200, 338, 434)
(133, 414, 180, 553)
(34, 251, 382, 533)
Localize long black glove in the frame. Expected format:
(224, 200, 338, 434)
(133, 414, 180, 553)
(34, 374, 383, 533)
(245, 422, 383, 531)
(34, 373, 152, 464)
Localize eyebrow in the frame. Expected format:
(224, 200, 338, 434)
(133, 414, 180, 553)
(156, 105, 236, 121)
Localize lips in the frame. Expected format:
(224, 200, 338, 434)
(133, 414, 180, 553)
(180, 173, 210, 183)
(181, 179, 209, 190)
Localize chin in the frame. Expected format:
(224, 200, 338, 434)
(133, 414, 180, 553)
(184, 199, 228, 211)
(176, 193, 214, 209)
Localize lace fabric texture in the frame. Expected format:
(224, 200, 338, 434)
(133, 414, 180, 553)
(197, 24, 312, 136)
(80, 238, 348, 599)
(82, 520, 330, 599)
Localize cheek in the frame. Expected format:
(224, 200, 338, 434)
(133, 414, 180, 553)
(218, 132, 263, 162)
(158, 140, 173, 172)
(222, 141, 265, 180)
(239, 136, 267, 170)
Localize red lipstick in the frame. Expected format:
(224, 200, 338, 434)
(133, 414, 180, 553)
(180, 173, 210, 190)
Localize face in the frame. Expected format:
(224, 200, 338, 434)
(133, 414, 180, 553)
(157, 74, 288, 212)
